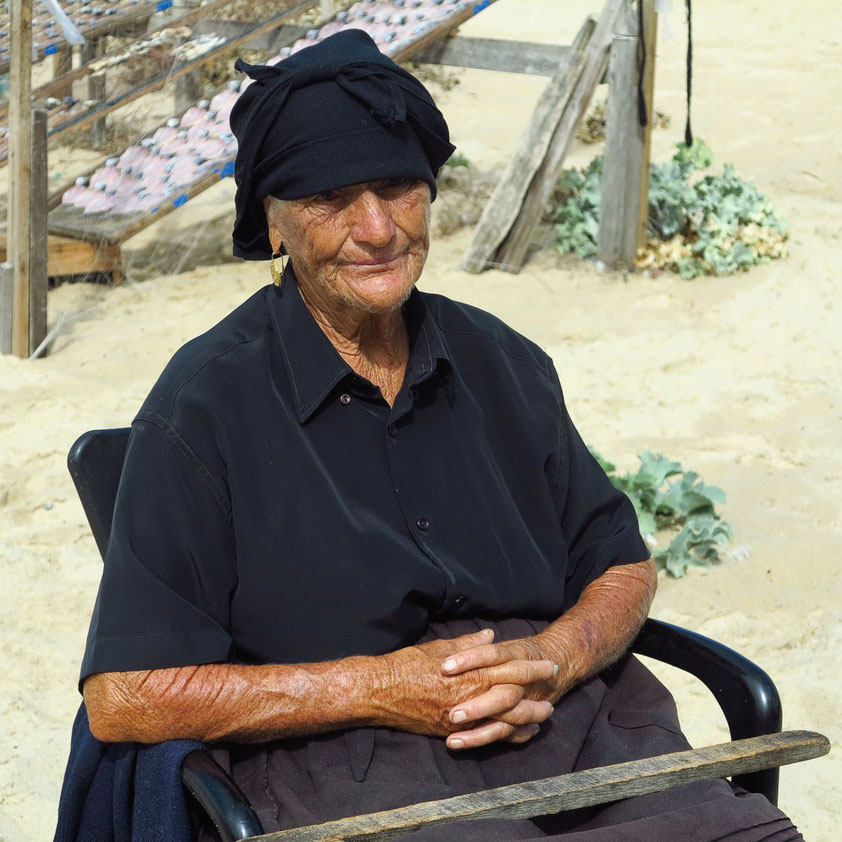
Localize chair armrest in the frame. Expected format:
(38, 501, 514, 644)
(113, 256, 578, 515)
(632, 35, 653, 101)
(181, 750, 265, 841)
(631, 617, 782, 804)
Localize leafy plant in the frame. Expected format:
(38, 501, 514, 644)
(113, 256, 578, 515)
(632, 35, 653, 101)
(444, 152, 472, 169)
(553, 139, 788, 278)
(590, 448, 733, 578)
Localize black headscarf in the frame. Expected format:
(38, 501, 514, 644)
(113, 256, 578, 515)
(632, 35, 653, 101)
(229, 30, 455, 260)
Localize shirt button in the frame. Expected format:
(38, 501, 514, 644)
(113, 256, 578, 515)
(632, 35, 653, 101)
(388, 424, 397, 438)
(416, 517, 430, 531)
(453, 595, 466, 609)
(339, 393, 351, 405)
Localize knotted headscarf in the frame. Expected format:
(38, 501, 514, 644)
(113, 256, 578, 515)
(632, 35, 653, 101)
(230, 30, 455, 260)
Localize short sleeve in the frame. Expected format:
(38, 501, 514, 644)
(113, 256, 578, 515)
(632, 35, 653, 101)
(546, 361, 650, 607)
(80, 416, 236, 685)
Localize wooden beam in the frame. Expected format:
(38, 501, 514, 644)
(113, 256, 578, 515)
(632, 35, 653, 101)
(29, 109, 49, 354)
(254, 731, 829, 841)
(51, 45, 73, 99)
(0, 234, 121, 278)
(596, 32, 643, 268)
(491, 0, 627, 273)
(9, 0, 32, 356)
(461, 16, 596, 273)
(81, 37, 108, 148)
(637, 0, 658, 249)
(414, 37, 570, 77)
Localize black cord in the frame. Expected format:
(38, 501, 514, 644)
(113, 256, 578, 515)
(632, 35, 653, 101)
(637, 0, 648, 127)
(685, 0, 694, 146)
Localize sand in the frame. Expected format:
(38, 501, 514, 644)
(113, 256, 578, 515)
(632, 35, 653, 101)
(1, 1, 840, 838)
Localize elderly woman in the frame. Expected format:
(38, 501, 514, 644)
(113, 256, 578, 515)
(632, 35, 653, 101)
(76, 31, 801, 842)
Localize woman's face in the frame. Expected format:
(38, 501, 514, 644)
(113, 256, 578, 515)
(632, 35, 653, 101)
(266, 179, 431, 315)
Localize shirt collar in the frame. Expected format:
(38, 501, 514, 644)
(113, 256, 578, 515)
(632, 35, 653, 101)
(266, 266, 453, 424)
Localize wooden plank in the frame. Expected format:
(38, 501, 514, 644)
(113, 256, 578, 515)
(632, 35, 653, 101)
(414, 37, 570, 78)
(596, 33, 643, 268)
(637, 0, 658, 249)
(0, 234, 121, 278)
(51, 45, 73, 99)
(461, 16, 596, 273)
(0, 262, 12, 355)
(255, 731, 829, 842)
(9, 0, 32, 356)
(29, 108, 49, 354)
(83, 37, 108, 149)
(492, 0, 628, 273)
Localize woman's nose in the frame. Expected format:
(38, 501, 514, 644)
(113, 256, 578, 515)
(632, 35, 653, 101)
(349, 191, 397, 247)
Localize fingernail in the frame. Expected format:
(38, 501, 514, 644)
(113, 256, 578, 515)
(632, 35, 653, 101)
(552, 663, 560, 677)
(451, 709, 467, 723)
(442, 658, 457, 673)
(448, 738, 465, 750)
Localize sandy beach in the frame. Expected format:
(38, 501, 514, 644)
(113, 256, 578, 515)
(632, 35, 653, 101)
(1, 1, 840, 838)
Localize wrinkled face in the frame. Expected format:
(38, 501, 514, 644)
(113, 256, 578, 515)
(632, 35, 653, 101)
(265, 179, 431, 315)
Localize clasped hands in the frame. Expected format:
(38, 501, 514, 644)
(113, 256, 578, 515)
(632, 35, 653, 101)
(376, 628, 564, 751)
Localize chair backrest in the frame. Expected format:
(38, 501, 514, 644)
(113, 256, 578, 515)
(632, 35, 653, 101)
(67, 428, 131, 560)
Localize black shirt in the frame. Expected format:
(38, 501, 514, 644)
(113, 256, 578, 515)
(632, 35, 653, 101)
(81, 271, 648, 682)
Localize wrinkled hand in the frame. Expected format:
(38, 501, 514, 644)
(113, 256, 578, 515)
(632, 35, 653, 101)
(437, 632, 568, 750)
(373, 629, 557, 750)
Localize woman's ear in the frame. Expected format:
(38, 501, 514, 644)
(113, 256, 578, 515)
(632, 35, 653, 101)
(263, 196, 284, 254)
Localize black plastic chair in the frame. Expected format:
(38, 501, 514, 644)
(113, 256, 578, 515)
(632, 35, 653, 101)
(67, 427, 783, 840)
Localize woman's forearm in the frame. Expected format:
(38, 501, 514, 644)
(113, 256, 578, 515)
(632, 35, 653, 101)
(535, 558, 658, 699)
(83, 655, 379, 744)
(83, 627, 556, 744)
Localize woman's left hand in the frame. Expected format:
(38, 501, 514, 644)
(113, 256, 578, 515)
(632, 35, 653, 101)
(439, 631, 567, 750)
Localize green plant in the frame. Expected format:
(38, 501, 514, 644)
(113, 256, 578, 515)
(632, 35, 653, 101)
(444, 152, 471, 169)
(590, 449, 733, 578)
(553, 139, 788, 278)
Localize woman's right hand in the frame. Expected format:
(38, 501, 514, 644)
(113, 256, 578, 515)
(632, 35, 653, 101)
(366, 628, 557, 748)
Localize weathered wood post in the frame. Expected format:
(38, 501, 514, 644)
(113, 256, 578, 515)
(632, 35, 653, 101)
(9, 0, 33, 356)
(82, 37, 108, 147)
(52, 44, 74, 99)
(30, 109, 50, 355)
(596, 0, 645, 269)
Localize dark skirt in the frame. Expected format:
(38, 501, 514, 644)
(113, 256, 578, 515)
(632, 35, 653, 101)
(196, 619, 803, 841)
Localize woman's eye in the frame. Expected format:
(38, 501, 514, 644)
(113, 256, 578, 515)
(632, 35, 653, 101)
(378, 179, 413, 196)
(315, 190, 341, 203)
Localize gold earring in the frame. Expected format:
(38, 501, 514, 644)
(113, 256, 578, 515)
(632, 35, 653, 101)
(269, 248, 286, 287)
